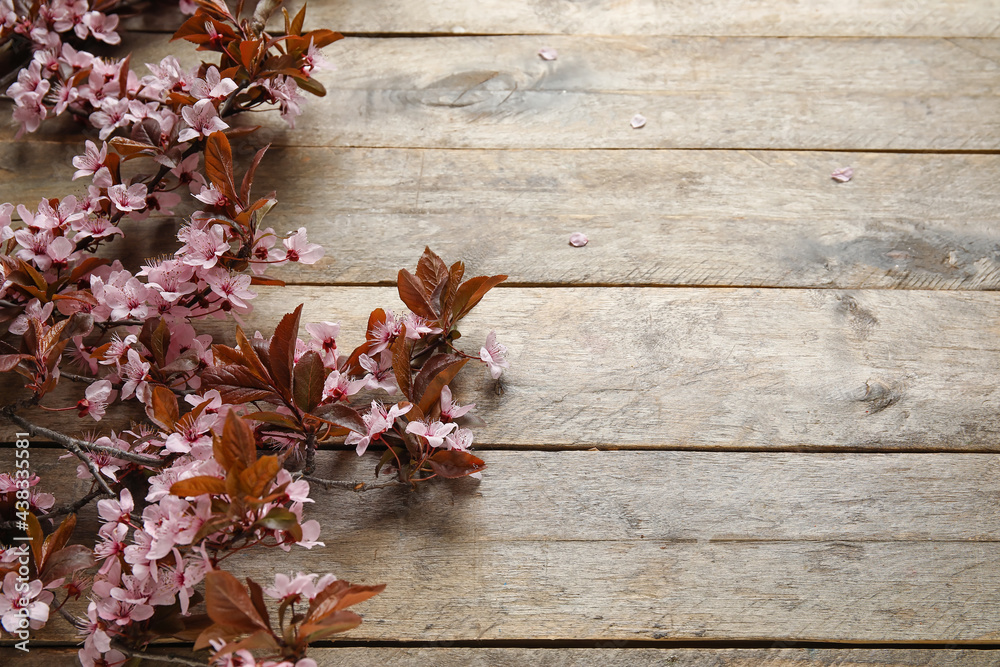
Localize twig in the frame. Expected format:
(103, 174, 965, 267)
(0, 486, 110, 529)
(4, 411, 115, 496)
(59, 370, 103, 385)
(110, 641, 206, 667)
(302, 474, 408, 493)
(303, 432, 316, 475)
(2, 410, 163, 467)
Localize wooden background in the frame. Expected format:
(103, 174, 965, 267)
(3, 0, 1000, 664)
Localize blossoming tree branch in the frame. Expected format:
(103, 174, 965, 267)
(0, 1, 510, 665)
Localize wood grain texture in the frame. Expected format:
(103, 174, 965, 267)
(9, 450, 1000, 643)
(3, 287, 1000, 451)
(5, 35, 1000, 150)
(7, 648, 1000, 666)
(5, 648, 1000, 666)
(121, 0, 1000, 38)
(5, 142, 1000, 289)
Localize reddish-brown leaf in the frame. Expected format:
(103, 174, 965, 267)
(300, 611, 363, 643)
(416, 247, 449, 293)
(204, 570, 269, 633)
(268, 305, 302, 400)
(414, 354, 469, 415)
(0, 354, 30, 372)
(239, 144, 269, 204)
(40, 513, 76, 568)
(216, 412, 257, 473)
(239, 455, 280, 499)
(397, 269, 436, 319)
(150, 385, 179, 431)
(292, 350, 324, 413)
(391, 325, 413, 401)
(201, 365, 278, 404)
(170, 476, 228, 497)
(313, 403, 366, 434)
(205, 131, 239, 204)
(427, 449, 486, 478)
(451, 274, 508, 323)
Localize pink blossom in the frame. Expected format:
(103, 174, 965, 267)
(6, 60, 44, 99)
(82, 11, 120, 44)
(305, 321, 339, 367)
(119, 349, 151, 401)
(178, 98, 228, 143)
(170, 153, 206, 193)
(403, 312, 443, 339)
(480, 330, 509, 379)
(345, 400, 412, 456)
(256, 75, 304, 127)
(0, 572, 53, 632)
(191, 66, 238, 100)
(264, 572, 337, 601)
(358, 351, 397, 394)
(405, 419, 457, 448)
(91, 97, 131, 139)
(108, 183, 148, 213)
(104, 275, 150, 321)
(368, 309, 401, 355)
(12, 89, 48, 136)
(444, 427, 474, 452)
(77, 379, 115, 421)
(440, 385, 474, 420)
(13, 228, 55, 270)
(569, 232, 589, 247)
(321, 369, 365, 403)
(98, 488, 134, 525)
(176, 223, 229, 269)
(73, 215, 124, 243)
(206, 270, 256, 311)
(275, 227, 324, 264)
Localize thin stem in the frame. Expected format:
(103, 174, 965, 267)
(301, 474, 408, 493)
(4, 411, 115, 496)
(2, 411, 164, 467)
(110, 641, 206, 667)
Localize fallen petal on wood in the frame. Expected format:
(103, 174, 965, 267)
(569, 232, 589, 247)
(831, 166, 854, 182)
(538, 47, 558, 61)
(631, 114, 647, 129)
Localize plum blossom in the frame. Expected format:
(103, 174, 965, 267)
(405, 419, 457, 448)
(72, 140, 108, 180)
(480, 330, 509, 379)
(77, 379, 115, 421)
(206, 270, 256, 311)
(275, 227, 324, 264)
(119, 349, 151, 402)
(444, 427, 474, 452)
(98, 488, 135, 525)
(0, 572, 53, 633)
(107, 183, 148, 212)
(264, 572, 337, 601)
(346, 400, 412, 455)
(440, 385, 474, 421)
(82, 10, 120, 44)
(305, 321, 339, 366)
(358, 351, 397, 394)
(177, 98, 228, 142)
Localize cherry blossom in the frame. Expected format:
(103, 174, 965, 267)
(405, 419, 457, 448)
(480, 330, 509, 379)
(0, 572, 53, 633)
(275, 227, 324, 264)
(440, 385, 475, 421)
(178, 98, 228, 142)
(77, 379, 115, 420)
(346, 400, 412, 456)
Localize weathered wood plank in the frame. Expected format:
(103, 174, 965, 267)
(15, 448, 1000, 544)
(9, 450, 1000, 643)
(6, 35, 1000, 150)
(5, 142, 999, 289)
(3, 287, 1000, 451)
(6, 647, 1000, 666)
(121, 0, 1000, 39)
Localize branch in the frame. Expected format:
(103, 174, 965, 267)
(0, 485, 109, 529)
(302, 474, 408, 493)
(2, 410, 164, 467)
(303, 432, 317, 475)
(3, 410, 115, 496)
(110, 641, 206, 667)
